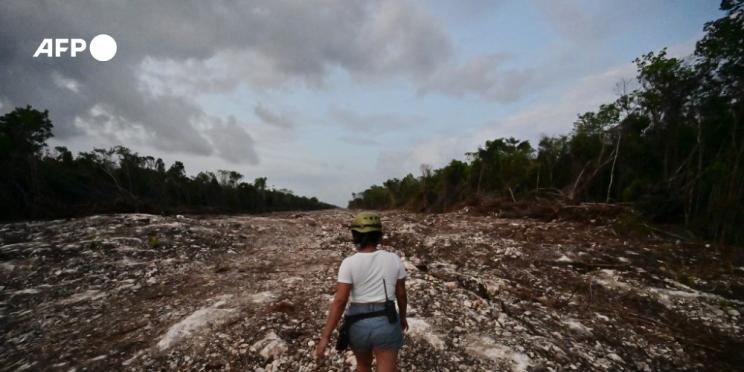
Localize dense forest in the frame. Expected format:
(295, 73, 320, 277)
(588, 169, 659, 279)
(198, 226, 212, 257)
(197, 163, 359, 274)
(349, 1, 744, 245)
(0, 106, 334, 220)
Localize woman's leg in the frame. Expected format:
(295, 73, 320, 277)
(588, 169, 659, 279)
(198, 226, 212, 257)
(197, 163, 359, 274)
(353, 349, 373, 372)
(373, 348, 398, 372)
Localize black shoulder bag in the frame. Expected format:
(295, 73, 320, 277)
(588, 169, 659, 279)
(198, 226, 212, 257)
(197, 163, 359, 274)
(382, 278, 399, 323)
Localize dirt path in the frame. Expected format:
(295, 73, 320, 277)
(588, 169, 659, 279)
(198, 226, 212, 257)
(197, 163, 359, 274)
(1, 210, 743, 371)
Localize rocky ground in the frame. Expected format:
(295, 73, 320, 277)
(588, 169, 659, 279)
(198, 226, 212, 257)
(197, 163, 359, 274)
(1, 209, 743, 371)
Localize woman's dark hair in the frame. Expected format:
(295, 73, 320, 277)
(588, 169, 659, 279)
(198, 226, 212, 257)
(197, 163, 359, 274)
(352, 230, 382, 247)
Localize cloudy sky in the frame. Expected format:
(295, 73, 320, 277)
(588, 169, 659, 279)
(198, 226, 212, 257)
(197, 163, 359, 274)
(0, 1, 722, 206)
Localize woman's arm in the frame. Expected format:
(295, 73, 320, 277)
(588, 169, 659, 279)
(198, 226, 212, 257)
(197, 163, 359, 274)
(315, 282, 351, 358)
(395, 278, 408, 330)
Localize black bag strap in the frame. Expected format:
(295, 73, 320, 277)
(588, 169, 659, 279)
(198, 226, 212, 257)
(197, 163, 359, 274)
(383, 278, 389, 301)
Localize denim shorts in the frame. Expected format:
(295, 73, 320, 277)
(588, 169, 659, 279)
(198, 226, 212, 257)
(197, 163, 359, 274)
(346, 303, 404, 352)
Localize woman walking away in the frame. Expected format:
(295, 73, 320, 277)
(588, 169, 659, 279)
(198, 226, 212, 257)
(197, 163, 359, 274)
(315, 211, 408, 372)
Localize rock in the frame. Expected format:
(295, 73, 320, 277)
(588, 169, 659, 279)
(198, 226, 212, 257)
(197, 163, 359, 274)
(564, 319, 593, 337)
(251, 331, 288, 361)
(345, 351, 357, 368)
(406, 318, 445, 350)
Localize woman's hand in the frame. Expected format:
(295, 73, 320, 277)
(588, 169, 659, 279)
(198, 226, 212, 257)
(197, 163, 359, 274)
(400, 316, 408, 331)
(316, 283, 350, 359)
(314, 336, 329, 359)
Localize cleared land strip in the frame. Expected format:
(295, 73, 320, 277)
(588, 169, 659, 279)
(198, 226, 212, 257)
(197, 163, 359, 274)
(1, 210, 742, 371)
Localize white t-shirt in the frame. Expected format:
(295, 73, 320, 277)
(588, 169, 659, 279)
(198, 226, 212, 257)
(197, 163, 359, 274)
(337, 250, 407, 303)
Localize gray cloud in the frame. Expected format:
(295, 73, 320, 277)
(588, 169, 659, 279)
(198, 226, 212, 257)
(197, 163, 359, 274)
(1, 0, 530, 165)
(330, 108, 422, 134)
(122, 1, 526, 101)
(533, 1, 665, 47)
(420, 54, 533, 102)
(254, 104, 295, 129)
(131, 0, 455, 94)
(534, 0, 599, 43)
(0, 1, 264, 162)
(205, 116, 258, 164)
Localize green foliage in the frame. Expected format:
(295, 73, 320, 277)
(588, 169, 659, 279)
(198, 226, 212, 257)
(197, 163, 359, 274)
(0, 107, 334, 220)
(349, 185, 392, 210)
(349, 2, 744, 245)
(0, 105, 52, 160)
(469, 138, 534, 198)
(147, 232, 161, 249)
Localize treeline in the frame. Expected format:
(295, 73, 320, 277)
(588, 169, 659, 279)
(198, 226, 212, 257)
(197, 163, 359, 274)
(0, 106, 334, 220)
(349, 1, 744, 245)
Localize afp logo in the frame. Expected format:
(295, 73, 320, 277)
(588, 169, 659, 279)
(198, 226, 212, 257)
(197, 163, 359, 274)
(33, 34, 117, 62)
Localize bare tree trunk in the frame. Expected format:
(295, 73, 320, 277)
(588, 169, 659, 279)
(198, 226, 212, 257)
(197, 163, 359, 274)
(573, 152, 616, 202)
(100, 165, 134, 199)
(569, 163, 589, 201)
(29, 157, 40, 216)
(477, 163, 485, 195)
(606, 132, 622, 202)
(508, 186, 517, 203)
(689, 112, 703, 225)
